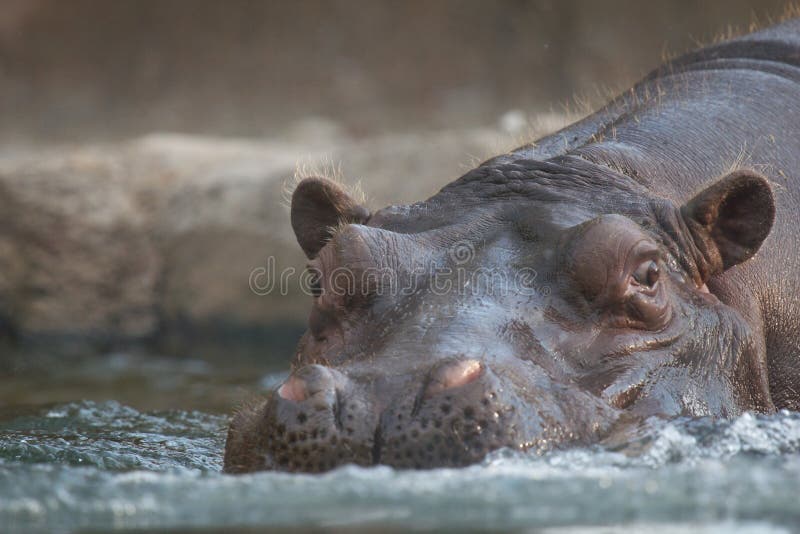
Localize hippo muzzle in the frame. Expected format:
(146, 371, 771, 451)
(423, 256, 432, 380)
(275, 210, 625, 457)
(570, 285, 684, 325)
(226, 355, 615, 473)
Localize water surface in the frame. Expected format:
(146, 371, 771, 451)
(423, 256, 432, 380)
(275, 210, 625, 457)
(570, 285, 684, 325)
(1, 354, 799, 533)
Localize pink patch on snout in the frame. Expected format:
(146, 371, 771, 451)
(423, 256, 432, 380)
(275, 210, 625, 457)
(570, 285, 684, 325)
(424, 359, 483, 399)
(277, 375, 308, 402)
(699, 283, 710, 294)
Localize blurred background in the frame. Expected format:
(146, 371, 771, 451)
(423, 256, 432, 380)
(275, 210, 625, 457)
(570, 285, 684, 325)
(0, 0, 795, 409)
(0, 0, 794, 143)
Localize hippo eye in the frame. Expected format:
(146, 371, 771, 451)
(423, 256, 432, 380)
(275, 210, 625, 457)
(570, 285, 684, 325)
(632, 260, 660, 288)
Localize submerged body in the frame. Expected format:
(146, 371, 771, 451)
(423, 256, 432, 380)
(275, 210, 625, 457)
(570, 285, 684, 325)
(225, 19, 800, 473)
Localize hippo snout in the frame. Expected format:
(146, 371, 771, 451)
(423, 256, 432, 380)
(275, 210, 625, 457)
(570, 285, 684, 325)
(260, 365, 378, 472)
(229, 359, 548, 473)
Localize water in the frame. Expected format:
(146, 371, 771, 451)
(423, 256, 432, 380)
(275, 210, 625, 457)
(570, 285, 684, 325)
(1, 354, 800, 533)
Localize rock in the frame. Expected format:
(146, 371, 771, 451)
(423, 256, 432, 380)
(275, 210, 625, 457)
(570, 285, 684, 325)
(0, 145, 160, 348)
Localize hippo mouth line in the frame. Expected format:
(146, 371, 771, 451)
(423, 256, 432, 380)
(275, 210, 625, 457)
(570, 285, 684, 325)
(371, 419, 384, 465)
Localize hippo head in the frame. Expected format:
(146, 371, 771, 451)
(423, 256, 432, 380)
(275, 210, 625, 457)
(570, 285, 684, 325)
(224, 156, 776, 473)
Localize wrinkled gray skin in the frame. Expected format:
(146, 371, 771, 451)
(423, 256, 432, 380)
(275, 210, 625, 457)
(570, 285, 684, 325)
(225, 20, 800, 473)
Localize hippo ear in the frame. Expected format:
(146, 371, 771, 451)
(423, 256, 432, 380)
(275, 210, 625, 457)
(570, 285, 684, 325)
(291, 177, 370, 258)
(680, 170, 774, 277)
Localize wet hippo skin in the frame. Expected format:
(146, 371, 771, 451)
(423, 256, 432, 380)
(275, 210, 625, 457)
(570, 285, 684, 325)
(224, 19, 800, 473)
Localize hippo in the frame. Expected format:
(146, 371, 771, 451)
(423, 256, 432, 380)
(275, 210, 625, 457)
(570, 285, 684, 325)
(224, 19, 800, 473)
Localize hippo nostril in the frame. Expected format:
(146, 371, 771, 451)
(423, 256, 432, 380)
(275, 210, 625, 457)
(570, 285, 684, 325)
(277, 375, 308, 402)
(424, 359, 483, 399)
